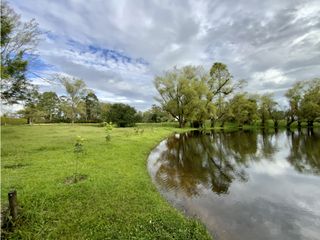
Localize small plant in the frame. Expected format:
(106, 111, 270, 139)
(73, 136, 85, 183)
(105, 122, 113, 141)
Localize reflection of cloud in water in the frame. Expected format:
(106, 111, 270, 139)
(148, 129, 320, 240)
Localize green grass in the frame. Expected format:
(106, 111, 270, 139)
(1, 125, 211, 239)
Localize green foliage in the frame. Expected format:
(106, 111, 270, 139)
(0, 1, 40, 104)
(285, 78, 320, 128)
(59, 76, 87, 124)
(155, 65, 211, 128)
(38, 92, 60, 122)
(105, 122, 113, 141)
(85, 92, 100, 122)
(228, 93, 258, 127)
(258, 94, 278, 127)
(107, 103, 138, 127)
(300, 78, 320, 125)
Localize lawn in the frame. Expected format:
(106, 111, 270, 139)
(1, 124, 211, 239)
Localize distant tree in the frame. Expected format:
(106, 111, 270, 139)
(228, 93, 258, 128)
(285, 81, 304, 129)
(300, 78, 320, 128)
(1, 1, 41, 104)
(258, 94, 274, 127)
(100, 102, 111, 121)
(85, 91, 100, 122)
(57, 95, 73, 122)
(38, 91, 60, 122)
(143, 104, 170, 123)
(59, 76, 87, 124)
(107, 103, 137, 127)
(17, 87, 44, 124)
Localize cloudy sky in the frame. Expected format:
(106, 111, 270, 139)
(9, 0, 320, 110)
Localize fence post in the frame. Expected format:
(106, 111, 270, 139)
(8, 190, 18, 222)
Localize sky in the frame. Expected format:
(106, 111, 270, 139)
(8, 0, 320, 111)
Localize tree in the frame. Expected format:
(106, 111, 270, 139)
(285, 81, 304, 129)
(143, 104, 170, 123)
(57, 95, 73, 122)
(258, 94, 277, 128)
(300, 78, 320, 128)
(59, 76, 87, 124)
(228, 93, 258, 128)
(1, 1, 40, 104)
(85, 92, 100, 122)
(17, 87, 44, 124)
(155, 66, 210, 128)
(207, 62, 237, 127)
(107, 103, 137, 127)
(38, 91, 60, 121)
(100, 102, 111, 121)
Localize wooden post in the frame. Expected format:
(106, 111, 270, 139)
(8, 190, 18, 222)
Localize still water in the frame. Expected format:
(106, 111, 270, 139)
(148, 129, 320, 240)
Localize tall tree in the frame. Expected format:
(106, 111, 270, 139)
(59, 76, 87, 124)
(1, 1, 40, 104)
(300, 78, 320, 128)
(155, 66, 210, 128)
(207, 62, 240, 127)
(285, 81, 304, 129)
(17, 87, 44, 124)
(85, 91, 100, 122)
(38, 91, 60, 121)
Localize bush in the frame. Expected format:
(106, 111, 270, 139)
(107, 103, 138, 127)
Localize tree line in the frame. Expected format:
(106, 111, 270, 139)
(17, 76, 140, 127)
(155, 64, 320, 129)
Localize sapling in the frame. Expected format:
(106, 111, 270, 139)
(105, 122, 113, 141)
(73, 136, 85, 182)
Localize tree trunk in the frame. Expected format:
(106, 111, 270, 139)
(274, 120, 279, 129)
(307, 120, 313, 129)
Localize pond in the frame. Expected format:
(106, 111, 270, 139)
(148, 129, 320, 240)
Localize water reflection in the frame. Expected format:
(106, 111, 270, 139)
(148, 129, 320, 240)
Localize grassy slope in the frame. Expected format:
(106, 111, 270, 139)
(1, 125, 211, 239)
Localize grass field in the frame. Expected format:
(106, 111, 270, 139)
(1, 125, 211, 239)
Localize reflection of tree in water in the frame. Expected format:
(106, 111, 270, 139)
(287, 129, 320, 175)
(259, 130, 278, 159)
(155, 131, 269, 197)
(155, 132, 209, 197)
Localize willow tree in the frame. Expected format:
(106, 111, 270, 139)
(155, 66, 211, 128)
(285, 81, 304, 129)
(300, 78, 320, 129)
